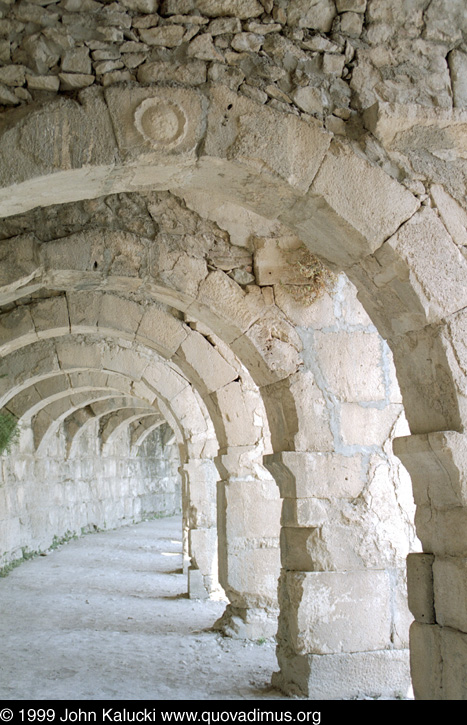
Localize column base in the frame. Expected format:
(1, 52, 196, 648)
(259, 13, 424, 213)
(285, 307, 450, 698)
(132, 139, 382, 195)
(213, 604, 279, 639)
(273, 648, 412, 700)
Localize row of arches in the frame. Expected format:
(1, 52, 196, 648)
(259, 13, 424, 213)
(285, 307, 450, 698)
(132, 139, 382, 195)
(0, 82, 466, 699)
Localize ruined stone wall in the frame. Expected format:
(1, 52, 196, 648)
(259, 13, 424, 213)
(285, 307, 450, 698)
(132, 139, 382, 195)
(0, 0, 465, 201)
(0, 0, 464, 114)
(0, 420, 181, 569)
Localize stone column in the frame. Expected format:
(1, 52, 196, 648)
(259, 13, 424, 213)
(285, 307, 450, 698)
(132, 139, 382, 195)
(394, 431, 467, 700)
(265, 451, 412, 700)
(214, 445, 282, 638)
(181, 459, 219, 599)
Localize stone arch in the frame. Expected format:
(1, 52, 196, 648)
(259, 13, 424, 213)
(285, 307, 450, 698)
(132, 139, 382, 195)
(0, 83, 464, 698)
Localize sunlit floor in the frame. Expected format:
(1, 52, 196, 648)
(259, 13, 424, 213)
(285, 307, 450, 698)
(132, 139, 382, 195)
(0, 516, 284, 701)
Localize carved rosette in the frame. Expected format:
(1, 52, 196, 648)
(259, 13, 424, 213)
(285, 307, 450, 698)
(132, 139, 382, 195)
(134, 98, 187, 149)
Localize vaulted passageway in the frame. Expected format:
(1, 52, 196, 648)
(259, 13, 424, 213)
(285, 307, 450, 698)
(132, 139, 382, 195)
(0, 0, 466, 699)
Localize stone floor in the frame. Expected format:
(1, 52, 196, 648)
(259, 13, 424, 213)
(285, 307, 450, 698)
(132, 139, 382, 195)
(0, 515, 287, 701)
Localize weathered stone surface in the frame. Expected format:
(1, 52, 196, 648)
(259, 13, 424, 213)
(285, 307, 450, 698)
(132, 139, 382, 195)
(407, 553, 435, 624)
(381, 207, 467, 325)
(287, 0, 336, 32)
(409, 622, 443, 700)
(313, 330, 385, 402)
(275, 647, 410, 700)
(59, 72, 95, 89)
(138, 59, 207, 85)
(264, 451, 364, 499)
(433, 556, 467, 633)
(448, 50, 467, 108)
(197, 0, 263, 19)
(394, 431, 467, 509)
(26, 74, 60, 91)
(431, 184, 467, 254)
(205, 85, 331, 193)
(139, 24, 185, 46)
(104, 85, 205, 160)
(282, 569, 394, 654)
(187, 34, 224, 62)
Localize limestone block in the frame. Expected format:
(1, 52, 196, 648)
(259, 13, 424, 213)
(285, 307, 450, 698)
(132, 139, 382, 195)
(31, 295, 70, 340)
(409, 622, 443, 700)
(292, 86, 323, 116)
(407, 552, 435, 624)
(394, 431, 467, 509)
(189, 527, 217, 574)
(0, 305, 37, 354)
(142, 362, 188, 401)
(175, 330, 237, 394)
(231, 311, 302, 386)
(119, 0, 159, 11)
(380, 207, 467, 325)
(441, 309, 467, 415)
(170, 387, 209, 439)
(204, 85, 331, 193)
(0, 65, 26, 87)
(222, 479, 281, 539)
(439, 626, 467, 700)
(55, 338, 102, 373)
(104, 85, 206, 161)
(137, 60, 207, 85)
(414, 506, 467, 557)
(188, 567, 209, 599)
(448, 50, 467, 109)
(221, 546, 280, 609)
(67, 290, 102, 334)
(0, 235, 41, 304)
(26, 75, 60, 92)
(4, 387, 42, 420)
(337, 274, 373, 326)
(287, 0, 336, 31)
(283, 569, 393, 655)
(348, 255, 427, 337)
(209, 17, 242, 35)
(284, 140, 419, 267)
(340, 403, 401, 446)
(194, 270, 263, 343)
(390, 326, 461, 434)
(362, 101, 467, 153)
(336, 0, 366, 11)
(338, 11, 363, 35)
(313, 329, 385, 402)
(62, 47, 92, 75)
(279, 513, 403, 571)
(196, 0, 263, 18)
(137, 305, 187, 357)
(264, 451, 364, 499)
(97, 295, 143, 342)
(139, 25, 185, 47)
(1, 342, 61, 403)
(275, 647, 410, 700)
(431, 184, 467, 253)
(433, 557, 467, 633)
(210, 381, 260, 447)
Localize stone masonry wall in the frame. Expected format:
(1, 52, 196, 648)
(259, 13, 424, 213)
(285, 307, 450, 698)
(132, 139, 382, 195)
(0, 419, 181, 569)
(0, 0, 465, 204)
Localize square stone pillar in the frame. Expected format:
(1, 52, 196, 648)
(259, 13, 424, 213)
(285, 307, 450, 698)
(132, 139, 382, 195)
(395, 431, 467, 699)
(182, 459, 219, 598)
(265, 451, 411, 699)
(214, 447, 281, 638)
